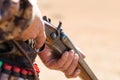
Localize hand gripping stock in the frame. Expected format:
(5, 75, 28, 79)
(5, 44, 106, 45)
(43, 16, 98, 80)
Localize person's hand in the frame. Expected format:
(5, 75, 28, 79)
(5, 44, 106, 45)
(38, 45, 85, 78)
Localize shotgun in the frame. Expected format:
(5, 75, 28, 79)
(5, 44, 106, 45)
(43, 16, 98, 80)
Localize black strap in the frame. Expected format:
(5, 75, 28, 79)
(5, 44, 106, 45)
(36, 43, 45, 53)
(12, 40, 39, 80)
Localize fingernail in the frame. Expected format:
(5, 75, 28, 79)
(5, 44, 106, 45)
(70, 50, 74, 53)
(64, 51, 69, 56)
(75, 54, 78, 59)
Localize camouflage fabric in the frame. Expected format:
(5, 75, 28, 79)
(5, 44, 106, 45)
(0, 0, 34, 43)
(0, 0, 38, 79)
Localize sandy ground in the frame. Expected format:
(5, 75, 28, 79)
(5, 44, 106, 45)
(35, 0, 120, 80)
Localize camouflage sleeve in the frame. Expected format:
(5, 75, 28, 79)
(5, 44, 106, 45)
(0, 0, 34, 43)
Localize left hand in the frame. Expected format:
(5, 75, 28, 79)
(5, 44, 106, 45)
(38, 45, 85, 78)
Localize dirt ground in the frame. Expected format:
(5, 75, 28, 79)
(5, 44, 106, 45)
(35, 0, 120, 80)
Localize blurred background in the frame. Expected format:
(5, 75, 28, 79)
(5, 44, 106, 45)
(35, 0, 120, 80)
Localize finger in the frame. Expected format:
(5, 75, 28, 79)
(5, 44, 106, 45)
(45, 59, 57, 69)
(61, 50, 74, 71)
(65, 68, 81, 78)
(81, 53, 86, 58)
(46, 51, 69, 70)
(55, 51, 69, 69)
(71, 68, 81, 78)
(65, 54, 79, 75)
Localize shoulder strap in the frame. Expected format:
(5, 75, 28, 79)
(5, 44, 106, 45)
(13, 40, 39, 80)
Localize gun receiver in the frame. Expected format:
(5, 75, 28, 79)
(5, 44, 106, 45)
(43, 16, 98, 80)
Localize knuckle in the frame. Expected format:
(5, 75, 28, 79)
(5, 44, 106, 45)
(57, 61, 64, 69)
(62, 66, 68, 72)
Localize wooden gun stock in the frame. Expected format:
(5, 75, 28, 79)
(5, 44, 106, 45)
(43, 16, 98, 80)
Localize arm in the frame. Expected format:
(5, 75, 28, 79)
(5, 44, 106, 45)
(19, 3, 46, 49)
(18, 3, 86, 79)
(38, 44, 81, 78)
(41, 18, 98, 80)
(28, 5, 84, 78)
